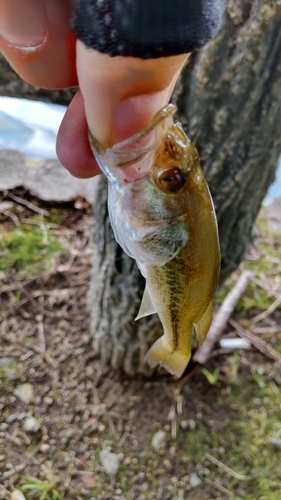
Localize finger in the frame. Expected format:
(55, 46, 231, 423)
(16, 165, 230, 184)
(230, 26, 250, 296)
(0, 0, 77, 88)
(76, 41, 189, 148)
(56, 90, 101, 178)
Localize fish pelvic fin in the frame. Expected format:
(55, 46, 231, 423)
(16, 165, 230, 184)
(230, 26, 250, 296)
(193, 301, 214, 345)
(135, 285, 157, 320)
(145, 336, 191, 378)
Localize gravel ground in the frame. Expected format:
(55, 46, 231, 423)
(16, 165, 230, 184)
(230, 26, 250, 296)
(0, 190, 281, 500)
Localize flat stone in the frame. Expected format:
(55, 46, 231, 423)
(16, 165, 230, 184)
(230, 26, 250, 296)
(0, 149, 98, 203)
(189, 472, 202, 488)
(13, 383, 34, 404)
(24, 416, 41, 433)
(99, 450, 120, 476)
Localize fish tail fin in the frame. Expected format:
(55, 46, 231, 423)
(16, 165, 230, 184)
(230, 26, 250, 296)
(145, 336, 191, 378)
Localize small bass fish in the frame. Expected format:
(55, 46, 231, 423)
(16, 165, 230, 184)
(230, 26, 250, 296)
(90, 105, 220, 378)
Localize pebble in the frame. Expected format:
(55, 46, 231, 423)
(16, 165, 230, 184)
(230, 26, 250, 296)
(179, 420, 188, 430)
(24, 416, 41, 433)
(43, 396, 53, 406)
(189, 472, 202, 488)
(163, 459, 172, 470)
(13, 383, 34, 404)
(151, 430, 166, 451)
(10, 491, 26, 500)
(40, 443, 51, 453)
(187, 419, 196, 430)
(10, 490, 26, 500)
(99, 450, 120, 475)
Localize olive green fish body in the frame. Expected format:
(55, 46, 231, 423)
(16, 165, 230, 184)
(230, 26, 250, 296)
(90, 104, 220, 378)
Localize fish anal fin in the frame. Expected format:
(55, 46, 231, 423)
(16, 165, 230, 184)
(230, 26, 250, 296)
(145, 336, 191, 378)
(194, 301, 214, 345)
(135, 286, 157, 320)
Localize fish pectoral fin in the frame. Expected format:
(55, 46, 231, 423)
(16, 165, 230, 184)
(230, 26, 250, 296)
(135, 286, 157, 320)
(145, 336, 191, 378)
(193, 301, 214, 345)
(136, 261, 147, 278)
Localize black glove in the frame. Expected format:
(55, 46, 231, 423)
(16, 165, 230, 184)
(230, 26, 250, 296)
(73, 0, 225, 59)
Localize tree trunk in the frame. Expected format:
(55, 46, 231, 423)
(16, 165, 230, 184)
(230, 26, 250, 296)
(89, 0, 281, 374)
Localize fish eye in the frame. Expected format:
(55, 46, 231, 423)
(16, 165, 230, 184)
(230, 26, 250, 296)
(157, 167, 186, 193)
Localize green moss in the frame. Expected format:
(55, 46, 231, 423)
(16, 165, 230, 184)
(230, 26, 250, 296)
(0, 224, 67, 277)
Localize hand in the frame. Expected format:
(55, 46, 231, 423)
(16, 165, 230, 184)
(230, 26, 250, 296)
(0, 0, 189, 178)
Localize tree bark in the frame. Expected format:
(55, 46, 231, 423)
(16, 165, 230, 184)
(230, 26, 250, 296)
(176, 0, 281, 282)
(89, 0, 281, 375)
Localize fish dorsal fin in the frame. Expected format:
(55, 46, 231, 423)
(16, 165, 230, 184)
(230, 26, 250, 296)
(135, 286, 157, 320)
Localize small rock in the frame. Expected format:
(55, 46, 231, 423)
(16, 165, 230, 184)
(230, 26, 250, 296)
(58, 428, 77, 444)
(24, 416, 41, 433)
(43, 396, 53, 406)
(40, 443, 51, 453)
(180, 420, 188, 430)
(100, 450, 120, 476)
(13, 383, 34, 404)
(163, 459, 172, 470)
(187, 419, 196, 430)
(151, 430, 166, 451)
(10, 491, 26, 500)
(189, 472, 202, 488)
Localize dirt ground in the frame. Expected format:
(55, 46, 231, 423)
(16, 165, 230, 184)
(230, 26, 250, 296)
(0, 189, 281, 500)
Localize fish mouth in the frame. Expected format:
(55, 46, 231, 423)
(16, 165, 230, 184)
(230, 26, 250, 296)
(89, 104, 177, 185)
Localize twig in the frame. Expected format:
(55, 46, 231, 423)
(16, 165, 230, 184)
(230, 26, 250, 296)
(19, 342, 58, 370)
(3, 209, 20, 226)
(269, 438, 281, 449)
(1, 463, 27, 480)
(193, 271, 252, 364)
(69, 470, 97, 476)
(251, 297, 281, 324)
(8, 192, 49, 216)
(204, 478, 235, 497)
(252, 326, 280, 335)
(0, 288, 74, 320)
(205, 453, 250, 481)
(229, 319, 281, 362)
(37, 317, 46, 352)
(250, 276, 281, 301)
